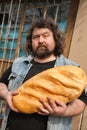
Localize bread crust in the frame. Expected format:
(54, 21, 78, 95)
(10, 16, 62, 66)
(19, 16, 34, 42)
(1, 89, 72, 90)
(13, 65, 87, 114)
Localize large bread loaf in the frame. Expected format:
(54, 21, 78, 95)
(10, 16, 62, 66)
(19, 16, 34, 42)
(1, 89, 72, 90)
(13, 65, 87, 114)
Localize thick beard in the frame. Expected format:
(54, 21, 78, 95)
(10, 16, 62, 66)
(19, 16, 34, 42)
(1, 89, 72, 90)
(33, 47, 54, 59)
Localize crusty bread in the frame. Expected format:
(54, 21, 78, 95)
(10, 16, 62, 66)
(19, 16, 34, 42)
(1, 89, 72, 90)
(13, 65, 87, 114)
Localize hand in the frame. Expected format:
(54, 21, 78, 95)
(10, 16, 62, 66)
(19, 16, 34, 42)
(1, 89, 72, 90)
(37, 97, 67, 116)
(4, 90, 19, 112)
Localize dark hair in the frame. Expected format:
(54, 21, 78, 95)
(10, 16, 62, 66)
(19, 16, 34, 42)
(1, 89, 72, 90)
(24, 17, 65, 56)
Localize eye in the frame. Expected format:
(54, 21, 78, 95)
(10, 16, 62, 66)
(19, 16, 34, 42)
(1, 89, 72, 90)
(43, 34, 48, 37)
(32, 35, 39, 40)
(43, 34, 49, 38)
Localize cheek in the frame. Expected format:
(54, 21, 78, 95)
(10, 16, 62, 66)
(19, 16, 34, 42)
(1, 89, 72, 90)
(47, 39, 55, 49)
(49, 45, 55, 51)
(32, 41, 37, 50)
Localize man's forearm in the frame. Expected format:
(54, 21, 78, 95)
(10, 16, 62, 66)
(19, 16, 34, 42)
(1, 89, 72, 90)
(63, 99, 86, 117)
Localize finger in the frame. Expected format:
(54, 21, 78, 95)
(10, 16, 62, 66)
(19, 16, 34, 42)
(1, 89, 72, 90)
(6, 92, 19, 112)
(8, 99, 19, 112)
(55, 100, 66, 107)
(47, 97, 57, 108)
(55, 100, 64, 106)
(11, 91, 19, 96)
(37, 106, 49, 115)
(39, 99, 53, 112)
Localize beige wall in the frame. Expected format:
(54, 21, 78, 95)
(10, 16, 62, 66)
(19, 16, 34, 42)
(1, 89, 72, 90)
(69, 0, 87, 75)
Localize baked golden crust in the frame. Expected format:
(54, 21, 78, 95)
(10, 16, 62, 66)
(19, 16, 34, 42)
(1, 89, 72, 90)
(13, 65, 87, 114)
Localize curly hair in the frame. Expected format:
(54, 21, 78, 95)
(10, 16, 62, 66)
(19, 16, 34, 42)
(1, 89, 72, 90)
(24, 17, 65, 56)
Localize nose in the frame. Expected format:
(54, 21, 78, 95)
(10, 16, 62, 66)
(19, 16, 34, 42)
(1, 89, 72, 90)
(39, 35, 44, 43)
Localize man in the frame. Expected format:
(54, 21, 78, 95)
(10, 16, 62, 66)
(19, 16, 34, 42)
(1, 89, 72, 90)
(0, 17, 87, 130)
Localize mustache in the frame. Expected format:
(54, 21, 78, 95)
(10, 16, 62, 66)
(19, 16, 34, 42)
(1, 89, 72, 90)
(37, 44, 47, 49)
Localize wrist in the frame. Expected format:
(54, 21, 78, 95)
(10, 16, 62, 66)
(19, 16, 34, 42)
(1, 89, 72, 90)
(0, 83, 9, 100)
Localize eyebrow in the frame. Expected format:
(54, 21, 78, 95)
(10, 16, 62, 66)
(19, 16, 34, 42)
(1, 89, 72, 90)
(32, 31, 51, 37)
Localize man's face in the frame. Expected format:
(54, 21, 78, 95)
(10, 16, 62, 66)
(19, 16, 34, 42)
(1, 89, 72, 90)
(32, 28, 55, 59)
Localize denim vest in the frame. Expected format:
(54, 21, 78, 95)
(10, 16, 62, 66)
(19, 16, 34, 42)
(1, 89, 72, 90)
(1, 54, 78, 130)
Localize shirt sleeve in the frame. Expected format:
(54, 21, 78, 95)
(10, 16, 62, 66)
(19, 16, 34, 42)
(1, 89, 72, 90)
(78, 91, 87, 104)
(0, 66, 12, 86)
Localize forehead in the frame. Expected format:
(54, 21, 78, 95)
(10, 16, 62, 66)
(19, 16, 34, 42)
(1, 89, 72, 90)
(32, 28, 52, 35)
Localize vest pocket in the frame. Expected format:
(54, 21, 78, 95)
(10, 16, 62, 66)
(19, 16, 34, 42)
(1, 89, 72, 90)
(8, 73, 24, 90)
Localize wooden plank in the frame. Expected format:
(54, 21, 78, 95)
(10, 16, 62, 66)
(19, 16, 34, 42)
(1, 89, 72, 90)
(81, 106, 87, 130)
(0, 60, 12, 77)
(15, 0, 27, 58)
(63, 0, 87, 129)
(72, 114, 83, 130)
(68, 0, 87, 129)
(63, 0, 80, 58)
